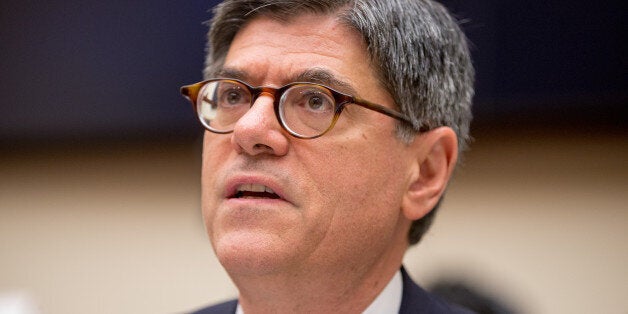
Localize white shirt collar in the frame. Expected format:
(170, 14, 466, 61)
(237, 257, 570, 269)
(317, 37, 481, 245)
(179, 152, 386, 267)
(235, 270, 403, 314)
(362, 270, 403, 314)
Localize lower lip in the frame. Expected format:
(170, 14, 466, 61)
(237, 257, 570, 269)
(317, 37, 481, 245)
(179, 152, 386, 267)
(225, 197, 288, 206)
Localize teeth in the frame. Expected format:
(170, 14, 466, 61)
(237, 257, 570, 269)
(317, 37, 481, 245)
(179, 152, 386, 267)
(236, 184, 275, 194)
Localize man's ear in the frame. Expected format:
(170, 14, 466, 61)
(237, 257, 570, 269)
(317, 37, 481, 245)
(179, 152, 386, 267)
(402, 127, 458, 221)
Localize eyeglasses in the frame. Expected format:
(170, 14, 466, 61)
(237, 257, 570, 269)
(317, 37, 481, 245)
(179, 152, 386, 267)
(180, 78, 416, 139)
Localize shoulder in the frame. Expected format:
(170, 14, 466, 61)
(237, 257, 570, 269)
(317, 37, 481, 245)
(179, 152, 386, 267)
(187, 299, 238, 314)
(400, 268, 475, 314)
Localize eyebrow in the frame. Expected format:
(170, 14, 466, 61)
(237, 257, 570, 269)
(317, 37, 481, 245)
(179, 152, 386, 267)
(215, 67, 359, 96)
(215, 68, 249, 81)
(293, 68, 358, 96)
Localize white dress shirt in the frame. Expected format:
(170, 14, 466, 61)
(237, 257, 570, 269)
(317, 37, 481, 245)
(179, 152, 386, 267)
(235, 270, 403, 314)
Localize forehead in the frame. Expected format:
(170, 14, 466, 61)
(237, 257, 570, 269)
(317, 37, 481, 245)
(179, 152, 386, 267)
(221, 13, 376, 91)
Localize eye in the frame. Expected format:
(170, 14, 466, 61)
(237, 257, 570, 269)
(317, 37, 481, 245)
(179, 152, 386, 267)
(307, 95, 327, 111)
(225, 90, 243, 104)
(215, 83, 250, 108)
(220, 88, 248, 106)
(298, 90, 334, 113)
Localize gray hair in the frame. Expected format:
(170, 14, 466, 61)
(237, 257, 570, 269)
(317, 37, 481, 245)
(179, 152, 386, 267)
(204, 0, 474, 245)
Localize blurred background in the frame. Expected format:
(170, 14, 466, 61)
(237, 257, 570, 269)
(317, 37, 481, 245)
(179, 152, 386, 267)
(1, 0, 626, 313)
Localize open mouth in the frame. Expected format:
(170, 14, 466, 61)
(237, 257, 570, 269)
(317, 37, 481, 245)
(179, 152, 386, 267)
(231, 183, 281, 199)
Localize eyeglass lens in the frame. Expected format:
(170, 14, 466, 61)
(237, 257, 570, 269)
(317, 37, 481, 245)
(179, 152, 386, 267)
(196, 80, 338, 138)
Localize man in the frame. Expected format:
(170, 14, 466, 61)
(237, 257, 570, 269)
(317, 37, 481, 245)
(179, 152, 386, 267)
(181, 0, 474, 313)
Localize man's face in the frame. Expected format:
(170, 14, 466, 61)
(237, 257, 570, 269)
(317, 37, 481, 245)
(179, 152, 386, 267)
(202, 14, 416, 277)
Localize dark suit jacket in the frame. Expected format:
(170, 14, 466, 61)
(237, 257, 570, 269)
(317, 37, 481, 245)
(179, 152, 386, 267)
(189, 267, 472, 313)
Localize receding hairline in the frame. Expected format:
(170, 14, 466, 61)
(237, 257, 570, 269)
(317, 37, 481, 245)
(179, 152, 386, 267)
(206, 1, 360, 71)
(211, 10, 384, 100)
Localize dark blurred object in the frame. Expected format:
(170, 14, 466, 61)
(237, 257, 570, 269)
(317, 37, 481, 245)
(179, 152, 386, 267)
(430, 280, 517, 314)
(440, 0, 627, 132)
(0, 0, 218, 145)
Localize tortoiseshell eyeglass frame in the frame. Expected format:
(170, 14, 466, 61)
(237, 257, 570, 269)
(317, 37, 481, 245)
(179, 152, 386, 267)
(181, 78, 423, 139)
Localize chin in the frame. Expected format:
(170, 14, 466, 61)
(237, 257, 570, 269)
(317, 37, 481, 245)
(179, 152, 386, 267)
(212, 229, 292, 276)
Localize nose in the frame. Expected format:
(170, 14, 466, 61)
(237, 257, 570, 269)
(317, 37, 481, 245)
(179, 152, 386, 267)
(230, 94, 289, 156)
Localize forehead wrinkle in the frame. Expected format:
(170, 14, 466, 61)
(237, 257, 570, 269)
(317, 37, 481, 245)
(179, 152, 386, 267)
(215, 66, 360, 97)
(221, 15, 373, 92)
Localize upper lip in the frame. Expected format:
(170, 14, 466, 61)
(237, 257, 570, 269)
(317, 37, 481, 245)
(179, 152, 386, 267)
(224, 175, 289, 202)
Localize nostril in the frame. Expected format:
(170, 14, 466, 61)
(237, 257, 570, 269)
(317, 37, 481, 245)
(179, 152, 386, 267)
(248, 143, 274, 155)
(253, 143, 271, 150)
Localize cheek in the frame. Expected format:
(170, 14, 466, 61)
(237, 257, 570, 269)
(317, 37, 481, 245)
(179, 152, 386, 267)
(296, 142, 409, 264)
(299, 137, 408, 219)
(200, 135, 230, 229)
(200, 162, 217, 238)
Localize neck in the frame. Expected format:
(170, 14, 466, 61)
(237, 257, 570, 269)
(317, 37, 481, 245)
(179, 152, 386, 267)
(232, 237, 408, 314)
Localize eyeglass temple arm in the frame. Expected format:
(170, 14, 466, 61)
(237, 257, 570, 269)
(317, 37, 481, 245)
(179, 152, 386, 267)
(351, 98, 429, 132)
